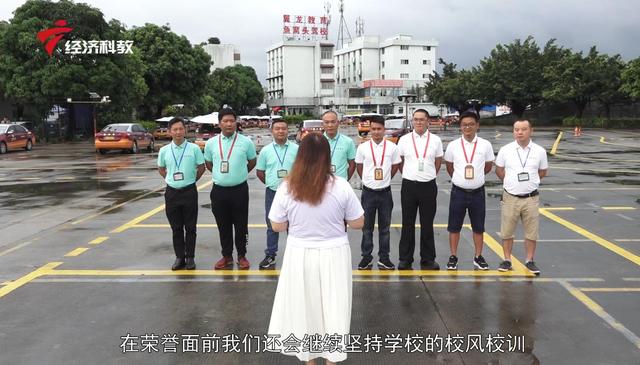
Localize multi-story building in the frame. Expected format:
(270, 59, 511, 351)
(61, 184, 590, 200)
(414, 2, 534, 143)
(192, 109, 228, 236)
(202, 44, 241, 73)
(266, 40, 335, 115)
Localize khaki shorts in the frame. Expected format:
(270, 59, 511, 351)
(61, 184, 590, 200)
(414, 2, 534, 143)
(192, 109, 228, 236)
(500, 191, 540, 241)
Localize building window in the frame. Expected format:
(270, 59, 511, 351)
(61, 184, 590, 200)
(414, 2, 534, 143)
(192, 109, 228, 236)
(321, 82, 333, 90)
(400, 45, 409, 50)
(400, 73, 409, 79)
(381, 48, 385, 55)
(381, 61, 385, 68)
(422, 73, 429, 78)
(381, 74, 385, 80)
(401, 59, 409, 65)
(321, 47, 332, 60)
(423, 46, 431, 51)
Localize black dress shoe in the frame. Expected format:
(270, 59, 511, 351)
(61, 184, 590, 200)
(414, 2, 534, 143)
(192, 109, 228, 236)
(185, 257, 196, 270)
(172, 258, 186, 271)
(420, 260, 440, 270)
(397, 261, 413, 270)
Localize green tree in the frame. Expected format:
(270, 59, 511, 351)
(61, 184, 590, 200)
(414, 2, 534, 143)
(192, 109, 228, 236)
(477, 36, 564, 118)
(424, 59, 480, 112)
(621, 58, 640, 99)
(208, 37, 220, 44)
(127, 23, 211, 119)
(0, 0, 147, 128)
(210, 65, 263, 113)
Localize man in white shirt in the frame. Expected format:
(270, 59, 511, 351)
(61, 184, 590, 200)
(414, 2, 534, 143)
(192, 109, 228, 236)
(355, 115, 402, 270)
(495, 120, 548, 275)
(397, 109, 444, 270)
(443, 111, 495, 270)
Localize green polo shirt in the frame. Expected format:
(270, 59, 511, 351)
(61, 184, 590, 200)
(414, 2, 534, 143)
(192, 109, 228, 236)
(256, 141, 299, 191)
(204, 132, 257, 187)
(157, 140, 205, 189)
(324, 132, 356, 179)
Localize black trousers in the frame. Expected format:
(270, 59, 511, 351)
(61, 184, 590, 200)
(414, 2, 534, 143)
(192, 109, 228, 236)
(399, 178, 438, 264)
(164, 184, 198, 259)
(210, 181, 249, 257)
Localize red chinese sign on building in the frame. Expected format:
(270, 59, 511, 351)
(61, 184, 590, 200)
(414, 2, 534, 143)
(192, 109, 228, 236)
(282, 14, 329, 40)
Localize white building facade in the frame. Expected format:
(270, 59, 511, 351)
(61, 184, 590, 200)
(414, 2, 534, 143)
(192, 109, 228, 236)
(202, 44, 241, 73)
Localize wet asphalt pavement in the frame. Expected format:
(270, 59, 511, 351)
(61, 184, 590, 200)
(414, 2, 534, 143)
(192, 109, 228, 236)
(0, 125, 639, 364)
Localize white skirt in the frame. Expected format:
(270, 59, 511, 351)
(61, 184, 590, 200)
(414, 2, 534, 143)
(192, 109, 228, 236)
(268, 243, 352, 362)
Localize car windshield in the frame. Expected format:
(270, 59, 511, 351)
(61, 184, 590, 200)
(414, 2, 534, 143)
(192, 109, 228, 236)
(303, 121, 323, 129)
(0, 125, 7, 133)
(198, 124, 216, 133)
(102, 125, 129, 132)
(385, 119, 405, 129)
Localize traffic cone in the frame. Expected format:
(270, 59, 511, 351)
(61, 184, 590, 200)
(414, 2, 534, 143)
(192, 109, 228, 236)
(574, 126, 580, 137)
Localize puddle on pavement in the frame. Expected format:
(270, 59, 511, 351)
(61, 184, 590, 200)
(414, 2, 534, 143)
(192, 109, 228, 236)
(605, 179, 640, 185)
(576, 171, 639, 178)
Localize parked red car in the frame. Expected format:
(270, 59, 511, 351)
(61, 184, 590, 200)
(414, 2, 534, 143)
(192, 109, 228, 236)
(0, 123, 36, 153)
(95, 123, 154, 154)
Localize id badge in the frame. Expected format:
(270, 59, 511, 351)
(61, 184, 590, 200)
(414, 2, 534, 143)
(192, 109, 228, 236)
(464, 165, 474, 180)
(173, 172, 184, 181)
(418, 160, 424, 172)
(220, 161, 229, 173)
(518, 172, 530, 182)
(374, 168, 383, 181)
(277, 169, 288, 178)
(330, 164, 336, 173)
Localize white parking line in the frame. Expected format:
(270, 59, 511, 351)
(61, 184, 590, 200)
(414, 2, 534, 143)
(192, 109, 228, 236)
(616, 214, 635, 221)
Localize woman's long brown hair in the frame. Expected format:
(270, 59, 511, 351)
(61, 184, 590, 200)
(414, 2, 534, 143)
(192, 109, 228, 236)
(287, 133, 332, 205)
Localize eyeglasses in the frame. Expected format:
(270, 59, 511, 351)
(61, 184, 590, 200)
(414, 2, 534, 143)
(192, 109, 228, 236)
(461, 124, 476, 129)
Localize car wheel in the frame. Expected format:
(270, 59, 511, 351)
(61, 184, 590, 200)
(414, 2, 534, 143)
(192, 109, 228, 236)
(0, 142, 6, 154)
(25, 139, 33, 151)
(147, 139, 155, 152)
(98, 149, 106, 155)
(130, 141, 138, 154)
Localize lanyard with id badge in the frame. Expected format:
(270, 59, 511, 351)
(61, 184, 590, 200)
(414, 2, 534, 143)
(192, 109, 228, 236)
(461, 138, 478, 180)
(369, 139, 386, 180)
(411, 131, 431, 172)
(517, 147, 531, 182)
(329, 134, 340, 173)
(273, 142, 289, 178)
(218, 133, 238, 173)
(171, 142, 188, 181)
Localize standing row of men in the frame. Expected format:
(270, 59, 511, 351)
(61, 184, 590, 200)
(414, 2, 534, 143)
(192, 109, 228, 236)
(157, 108, 548, 275)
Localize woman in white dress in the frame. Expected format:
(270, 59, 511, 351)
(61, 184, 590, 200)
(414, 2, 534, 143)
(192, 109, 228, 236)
(268, 133, 364, 364)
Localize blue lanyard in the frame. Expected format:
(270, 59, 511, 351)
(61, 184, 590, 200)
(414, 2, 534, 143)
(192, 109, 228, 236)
(517, 146, 531, 169)
(171, 142, 188, 171)
(328, 134, 340, 159)
(273, 142, 289, 168)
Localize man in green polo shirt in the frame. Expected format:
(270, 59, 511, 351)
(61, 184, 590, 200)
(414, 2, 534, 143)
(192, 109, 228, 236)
(322, 110, 356, 180)
(256, 118, 299, 269)
(158, 117, 205, 271)
(204, 108, 257, 270)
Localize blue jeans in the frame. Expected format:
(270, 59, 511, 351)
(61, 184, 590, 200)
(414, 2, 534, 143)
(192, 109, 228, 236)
(264, 188, 279, 257)
(360, 188, 394, 261)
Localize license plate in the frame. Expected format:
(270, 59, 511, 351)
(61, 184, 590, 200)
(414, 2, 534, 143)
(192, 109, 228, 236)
(103, 136, 115, 140)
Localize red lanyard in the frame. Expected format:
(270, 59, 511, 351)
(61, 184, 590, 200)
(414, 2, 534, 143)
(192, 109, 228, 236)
(461, 137, 478, 164)
(218, 133, 238, 161)
(411, 131, 430, 159)
(369, 139, 386, 167)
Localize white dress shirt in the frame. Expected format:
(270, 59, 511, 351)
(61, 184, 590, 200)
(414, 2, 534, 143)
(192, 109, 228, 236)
(495, 140, 548, 195)
(397, 130, 443, 182)
(355, 139, 402, 189)
(444, 135, 495, 189)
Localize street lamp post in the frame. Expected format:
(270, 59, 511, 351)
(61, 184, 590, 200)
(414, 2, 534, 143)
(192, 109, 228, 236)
(397, 93, 416, 132)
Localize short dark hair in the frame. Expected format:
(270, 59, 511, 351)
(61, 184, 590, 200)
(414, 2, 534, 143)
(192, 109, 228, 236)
(270, 119, 288, 129)
(218, 108, 236, 121)
(368, 115, 385, 126)
(458, 111, 479, 123)
(413, 109, 429, 117)
(169, 117, 186, 128)
(514, 119, 532, 128)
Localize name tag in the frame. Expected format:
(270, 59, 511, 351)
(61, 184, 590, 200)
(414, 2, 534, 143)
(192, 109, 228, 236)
(173, 172, 184, 181)
(220, 161, 229, 173)
(277, 169, 288, 178)
(465, 165, 474, 180)
(330, 164, 336, 173)
(374, 168, 383, 181)
(418, 160, 424, 172)
(518, 172, 530, 182)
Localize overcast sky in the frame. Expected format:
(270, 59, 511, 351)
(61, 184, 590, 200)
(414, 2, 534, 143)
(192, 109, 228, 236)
(2, 0, 639, 85)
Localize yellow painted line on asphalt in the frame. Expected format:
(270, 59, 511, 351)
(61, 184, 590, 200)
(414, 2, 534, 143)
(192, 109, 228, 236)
(482, 232, 533, 276)
(88, 236, 109, 245)
(56, 176, 76, 180)
(495, 133, 502, 138)
(64, 247, 91, 257)
(110, 180, 213, 233)
(602, 207, 636, 211)
(543, 207, 576, 211)
(560, 281, 640, 350)
(127, 176, 147, 180)
(0, 262, 63, 299)
(599, 136, 640, 148)
(540, 208, 640, 267)
(550, 131, 563, 155)
(579, 288, 640, 292)
(131, 223, 457, 229)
